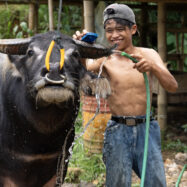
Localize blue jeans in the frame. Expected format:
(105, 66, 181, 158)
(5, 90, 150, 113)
(103, 117, 166, 187)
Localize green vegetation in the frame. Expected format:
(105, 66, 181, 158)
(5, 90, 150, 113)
(182, 124, 187, 133)
(162, 139, 187, 153)
(0, 5, 30, 38)
(0, 4, 82, 38)
(38, 5, 82, 35)
(65, 112, 106, 187)
(12, 22, 33, 38)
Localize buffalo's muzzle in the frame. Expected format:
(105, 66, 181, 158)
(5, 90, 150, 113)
(44, 62, 66, 84)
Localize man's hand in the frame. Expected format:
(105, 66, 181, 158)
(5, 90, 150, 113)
(72, 29, 88, 40)
(130, 53, 153, 73)
(72, 30, 88, 67)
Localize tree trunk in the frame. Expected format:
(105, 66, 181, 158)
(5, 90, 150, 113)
(48, 0, 54, 31)
(29, 3, 38, 33)
(157, 2, 167, 134)
(83, 0, 94, 32)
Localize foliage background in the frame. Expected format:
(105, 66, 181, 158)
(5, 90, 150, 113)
(0, 4, 82, 38)
(0, 3, 186, 71)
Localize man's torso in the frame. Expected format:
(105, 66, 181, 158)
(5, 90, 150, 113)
(87, 47, 153, 116)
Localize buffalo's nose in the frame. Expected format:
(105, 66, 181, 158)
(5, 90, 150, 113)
(41, 62, 66, 84)
(47, 63, 61, 80)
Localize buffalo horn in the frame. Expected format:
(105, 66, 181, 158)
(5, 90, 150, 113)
(74, 39, 116, 59)
(0, 38, 31, 55)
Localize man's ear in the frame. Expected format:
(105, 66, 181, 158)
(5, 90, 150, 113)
(131, 24, 137, 35)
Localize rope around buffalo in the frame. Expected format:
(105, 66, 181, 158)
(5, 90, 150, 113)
(57, 0, 63, 32)
(55, 128, 74, 187)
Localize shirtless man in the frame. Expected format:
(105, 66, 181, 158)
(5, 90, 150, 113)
(73, 3, 178, 187)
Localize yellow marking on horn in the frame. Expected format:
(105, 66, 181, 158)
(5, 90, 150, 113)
(45, 40, 55, 71)
(60, 48, 65, 70)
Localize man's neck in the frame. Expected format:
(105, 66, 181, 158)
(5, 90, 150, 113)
(123, 45, 136, 54)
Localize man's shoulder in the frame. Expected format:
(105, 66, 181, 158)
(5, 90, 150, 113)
(137, 47, 157, 54)
(137, 47, 159, 59)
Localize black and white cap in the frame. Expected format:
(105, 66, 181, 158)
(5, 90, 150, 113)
(103, 3, 136, 24)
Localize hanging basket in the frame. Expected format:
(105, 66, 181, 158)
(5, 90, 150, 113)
(82, 95, 111, 154)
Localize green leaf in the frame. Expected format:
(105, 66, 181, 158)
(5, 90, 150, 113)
(16, 31, 23, 38)
(20, 22, 28, 32)
(13, 25, 18, 34)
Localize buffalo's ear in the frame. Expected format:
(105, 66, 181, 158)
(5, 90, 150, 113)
(80, 72, 111, 99)
(74, 39, 116, 59)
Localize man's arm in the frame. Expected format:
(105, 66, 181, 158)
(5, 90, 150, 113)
(131, 49, 178, 93)
(73, 30, 105, 74)
(73, 30, 87, 68)
(79, 56, 103, 74)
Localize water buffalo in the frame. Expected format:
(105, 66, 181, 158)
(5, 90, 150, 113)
(0, 31, 113, 187)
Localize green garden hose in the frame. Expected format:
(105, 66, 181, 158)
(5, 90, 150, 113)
(175, 164, 187, 187)
(120, 51, 187, 187)
(121, 51, 151, 187)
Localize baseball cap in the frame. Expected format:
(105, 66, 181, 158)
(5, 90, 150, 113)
(103, 3, 136, 25)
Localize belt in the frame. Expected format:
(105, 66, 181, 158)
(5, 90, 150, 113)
(111, 116, 153, 126)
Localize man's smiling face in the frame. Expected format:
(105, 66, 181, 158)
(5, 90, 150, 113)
(105, 19, 136, 51)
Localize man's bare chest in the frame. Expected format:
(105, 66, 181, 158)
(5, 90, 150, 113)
(104, 60, 145, 87)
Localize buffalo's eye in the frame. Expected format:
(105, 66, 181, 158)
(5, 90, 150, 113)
(27, 50, 34, 57)
(72, 51, 80, 58)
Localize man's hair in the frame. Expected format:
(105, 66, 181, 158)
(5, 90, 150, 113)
(104, 18, 139, 36)
(104, 18, 134, 29)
